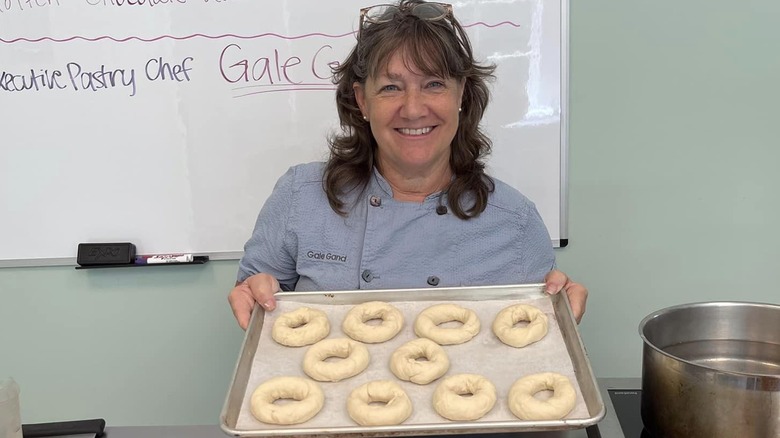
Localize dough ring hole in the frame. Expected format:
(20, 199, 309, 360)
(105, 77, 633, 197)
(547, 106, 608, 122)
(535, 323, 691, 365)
(512, 319, 530, 328)
(363, 316, 385, 326)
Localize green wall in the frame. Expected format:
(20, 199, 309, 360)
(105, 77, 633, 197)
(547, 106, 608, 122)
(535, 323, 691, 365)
(2, 0, 779, 427)
(0, 262, 244, 425)
(560, 0, 780, 380)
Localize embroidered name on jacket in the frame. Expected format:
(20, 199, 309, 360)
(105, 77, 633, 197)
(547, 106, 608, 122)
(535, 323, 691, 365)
(306, 250, 347, 263)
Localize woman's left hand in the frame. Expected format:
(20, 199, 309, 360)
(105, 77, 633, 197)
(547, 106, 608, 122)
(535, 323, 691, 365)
(544, 270, 588, 323)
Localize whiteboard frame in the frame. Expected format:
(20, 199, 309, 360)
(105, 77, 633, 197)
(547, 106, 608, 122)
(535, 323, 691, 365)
(559, 0, 571, 248)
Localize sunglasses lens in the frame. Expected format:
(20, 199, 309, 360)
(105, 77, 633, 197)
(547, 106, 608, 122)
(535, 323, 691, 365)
(411, 3, 448, 20)
(364, 5, 397, 24)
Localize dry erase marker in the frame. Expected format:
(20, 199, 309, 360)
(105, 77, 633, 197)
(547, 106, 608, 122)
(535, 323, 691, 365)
(135, 254, 193, 264)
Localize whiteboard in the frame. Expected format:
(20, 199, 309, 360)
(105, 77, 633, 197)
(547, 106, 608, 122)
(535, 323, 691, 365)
(0, 0, 567, 266)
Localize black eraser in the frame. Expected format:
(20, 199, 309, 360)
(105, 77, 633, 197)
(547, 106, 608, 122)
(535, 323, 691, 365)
(22, 418, 106, 438)
(77, 242, 136, 266)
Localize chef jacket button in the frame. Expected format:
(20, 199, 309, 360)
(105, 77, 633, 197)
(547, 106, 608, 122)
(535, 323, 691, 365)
(427, 276, 440, 286)
(362, 269, 374, 282)
(436, 205, 448, 215)
(369, 196, 382, 207)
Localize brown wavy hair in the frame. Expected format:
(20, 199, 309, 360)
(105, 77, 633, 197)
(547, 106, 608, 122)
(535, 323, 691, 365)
(324, 0, 496, 219)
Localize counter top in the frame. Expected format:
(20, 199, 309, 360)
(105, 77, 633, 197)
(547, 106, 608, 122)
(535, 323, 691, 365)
(95, 379, 640, 438)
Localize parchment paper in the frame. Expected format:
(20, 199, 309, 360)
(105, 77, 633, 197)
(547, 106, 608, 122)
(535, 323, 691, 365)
(235, 296, 589, 431)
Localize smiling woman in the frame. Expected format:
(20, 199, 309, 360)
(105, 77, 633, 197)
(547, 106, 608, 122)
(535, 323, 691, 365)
(326, 0, 495, 218)
(228, 0, 588, 330)
(352, 52, 463, 201)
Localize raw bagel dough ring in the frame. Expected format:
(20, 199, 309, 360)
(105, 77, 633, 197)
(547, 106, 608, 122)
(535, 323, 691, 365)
(414, 303, 480, 345)
(508, 372, 576, 420)
(390, 338, 450, 384)
(302, 338, 370, 382)
(492, 304, 548, 348)
(432, 373, 497, 421)
(347, 380, 413, 426)
(272, 307, 330, 347)
(342, 301, 404, 343)
(250, 376, 324, 425)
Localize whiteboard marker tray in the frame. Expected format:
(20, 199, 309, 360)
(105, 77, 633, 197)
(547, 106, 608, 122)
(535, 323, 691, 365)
(220, 284, 605, 437)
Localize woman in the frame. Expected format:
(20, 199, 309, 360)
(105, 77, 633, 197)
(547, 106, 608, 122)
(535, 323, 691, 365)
(228, 0, 587, 329)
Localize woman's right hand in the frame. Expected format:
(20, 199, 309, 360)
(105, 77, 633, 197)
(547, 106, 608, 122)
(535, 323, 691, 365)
(228, 273, 281, 330)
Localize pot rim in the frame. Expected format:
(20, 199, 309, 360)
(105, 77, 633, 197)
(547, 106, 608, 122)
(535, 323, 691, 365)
(638, 300, 780, 379)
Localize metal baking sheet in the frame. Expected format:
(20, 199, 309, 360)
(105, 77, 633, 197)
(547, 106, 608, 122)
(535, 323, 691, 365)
(220, 284, 605, 437)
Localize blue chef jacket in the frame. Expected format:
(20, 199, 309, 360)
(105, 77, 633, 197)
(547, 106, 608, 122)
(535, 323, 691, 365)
(238, 162, 555, 291)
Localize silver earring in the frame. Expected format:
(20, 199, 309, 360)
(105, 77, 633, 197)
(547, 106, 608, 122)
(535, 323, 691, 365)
(458, 107, 462, 113)
(363, 115, 369, 121)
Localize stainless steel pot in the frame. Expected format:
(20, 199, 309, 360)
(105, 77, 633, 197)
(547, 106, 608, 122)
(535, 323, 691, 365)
(639, 301, 780, 438)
